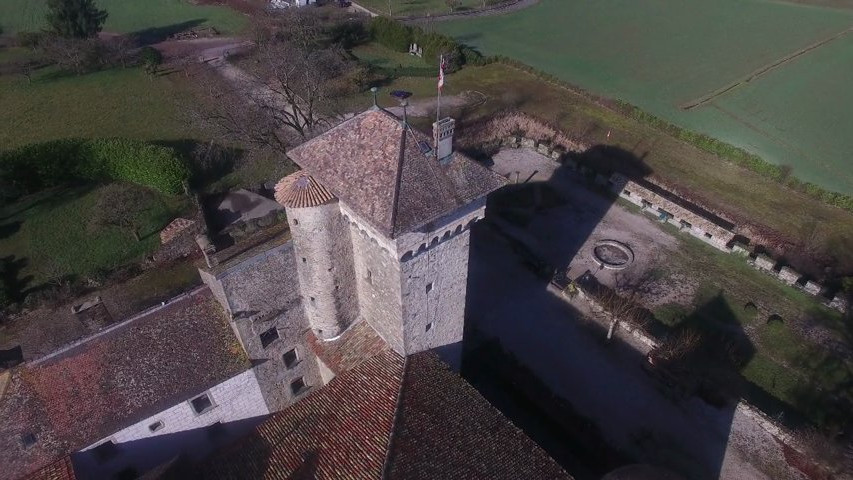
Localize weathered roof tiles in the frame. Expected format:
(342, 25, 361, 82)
(274, 171, 336, 209)
(286, 109, 506, 238)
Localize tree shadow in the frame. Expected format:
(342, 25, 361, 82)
(464, 219, 760, 478)
(0, 255, 32, 303)
(154, 139, 244, 191)
(130, 19, 209, 45)
(0, 221, 21, 240)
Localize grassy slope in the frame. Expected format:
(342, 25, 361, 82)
(642, 215, 850, 426)
(0, 61, 200, 149)
(436, 0, 853, 194)
(359, 59, 853, 272)
(356, 0, 494, 17)
(0, 0, 246, 35)
(0, 185, 186, 290)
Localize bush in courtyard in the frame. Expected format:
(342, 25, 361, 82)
(0, 138, 189, 195)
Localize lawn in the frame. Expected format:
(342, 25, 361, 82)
(0, 0, 246, 36)
(437, 0, 853, 194)
(352, 42, 431, 70)
(651, 221, 852, 429)
(356, 0, 499, 17)
(0, 60, 202, 149)
(0, 185, 188, 297)
(353, 60, 853, 274)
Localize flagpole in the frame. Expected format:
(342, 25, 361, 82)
(436, 54, 443, 125)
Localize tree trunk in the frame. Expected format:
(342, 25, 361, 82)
(607, 317, 618, 341)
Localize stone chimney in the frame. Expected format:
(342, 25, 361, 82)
(433, 117, 456, 162)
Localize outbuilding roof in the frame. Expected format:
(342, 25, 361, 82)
(200, 350, 571, 479)
(286, 109, 506, 238)
(0, 288, 249, 480)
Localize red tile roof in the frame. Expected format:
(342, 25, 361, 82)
(305, 319, 388, 375)
(200, 350, 571, 479)
(0, 288, 249, 480)
(274, 172, 336, 209)
(287, 109, 506, 238)
(22, 457, 75, 480)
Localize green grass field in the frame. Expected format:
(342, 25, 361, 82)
(438, 0, 853, 194)
(0, 0, 246, 36)
(652, 225, 852, 428)
(0, 185, 186, 293)
(0, 55, 200, 149)
(356, 0, 497, 17)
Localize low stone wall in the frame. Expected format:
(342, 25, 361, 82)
(457, 111, 587, 156)
(609, 173, 736, 250)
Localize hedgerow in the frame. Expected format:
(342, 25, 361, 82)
(0, 138, 189, 195)
(367, 16, 484, 70)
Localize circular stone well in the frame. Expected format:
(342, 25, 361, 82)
(592, 240, 634, 270)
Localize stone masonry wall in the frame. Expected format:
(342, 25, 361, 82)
(285, 201, 359, 340)
(73, 369, 269, 479)
(201, 242, 322, 412)
(347, 216, 404, 354)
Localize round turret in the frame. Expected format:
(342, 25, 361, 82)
(276, 172, 358, 340)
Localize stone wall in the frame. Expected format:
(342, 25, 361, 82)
(73, 369, 269, 479)
(345, 209, 405, 354)
(456, 111, 587, 156)
(199, 241, 322, 412)
(609, 173, 736, 250)
(397, 202, 485, 367)
(285, 201, 359, 340)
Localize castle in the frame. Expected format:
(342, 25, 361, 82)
(0, 107, 573, 479)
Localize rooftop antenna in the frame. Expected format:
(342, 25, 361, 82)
(370, 86, 379, 109)
(401, 99, 409, 125)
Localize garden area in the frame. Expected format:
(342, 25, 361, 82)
(647, 223, 853, 432)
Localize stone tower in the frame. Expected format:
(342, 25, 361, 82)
(275, 173, 359, 340)
(276, 107, 505, 367)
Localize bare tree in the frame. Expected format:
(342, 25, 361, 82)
(595, 272, 652, 341)
(193, 41, 350, 155)
(89, 184, 156, 242)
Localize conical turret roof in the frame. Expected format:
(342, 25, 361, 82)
(274, 171, 336, 208)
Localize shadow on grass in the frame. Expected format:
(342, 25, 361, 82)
(0, 255, 32, 303)
(154, 139, 245, 191)
(131, 19, 209, 45)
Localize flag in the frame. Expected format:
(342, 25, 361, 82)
(438, 56, 446, 90)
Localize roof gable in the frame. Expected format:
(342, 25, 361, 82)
(287, 109, 505, 238)
(200, 351, 572, 479)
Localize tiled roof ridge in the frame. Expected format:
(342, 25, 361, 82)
(380, 354, 410, 480)
(388, 118, 409, 242)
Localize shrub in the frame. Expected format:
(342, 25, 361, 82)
(369, 16, 412, 52)
(0, 138, 189, 195)
(367, 16, 483, 69)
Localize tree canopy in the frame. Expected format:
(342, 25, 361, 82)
(45, 0, 108, 39)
